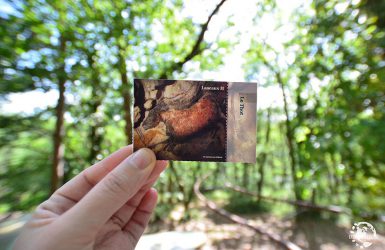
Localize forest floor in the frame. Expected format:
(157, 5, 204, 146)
(145, 199, 385, 250)
(1, 202, 384, 250)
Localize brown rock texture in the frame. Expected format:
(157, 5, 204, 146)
(133, 79, 227, 161)
(160, 97, 218, 138)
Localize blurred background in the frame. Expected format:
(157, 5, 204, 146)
(0, 0, 384, 249)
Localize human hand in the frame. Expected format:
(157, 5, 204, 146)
(13, 145, 167, 250)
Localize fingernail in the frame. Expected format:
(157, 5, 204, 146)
(131, 148, 155, 170)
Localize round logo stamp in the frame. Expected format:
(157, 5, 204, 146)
(349, 222, 377, 248)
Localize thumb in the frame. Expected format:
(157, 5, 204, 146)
(60, 148, 156, 230)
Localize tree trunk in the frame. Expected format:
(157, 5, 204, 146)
(331, 153, 340, 203)
(259, 53, 301, 201)
(212, 163, 221, 188)
(279, 123, 288, 186)
(277, 73, 301, 201)
(51, 34, 66, 194)
(118, 50, 132, 145)
(242, 163, 249, 188)
(182, 163, 200, 220)
(257, 107, 271, 201)
(168, 161, 185, 199)
(87, 51, 104, 163)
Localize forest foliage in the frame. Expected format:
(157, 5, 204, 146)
(0, 0, 384, 227)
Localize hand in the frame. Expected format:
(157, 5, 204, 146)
(13, 145, 167, 250)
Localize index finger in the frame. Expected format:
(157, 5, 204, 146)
(54, 145, 133, 202)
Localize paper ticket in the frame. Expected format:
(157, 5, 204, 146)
(133, 79, 257, 163)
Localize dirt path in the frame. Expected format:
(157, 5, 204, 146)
(148, 202, 385, 250)
(1, 207, 384, 250)
(0, 213, 30, 250)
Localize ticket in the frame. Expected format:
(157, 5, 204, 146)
(133, 79, 257, 163)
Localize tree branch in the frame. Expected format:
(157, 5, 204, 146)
(160, 0, 228, 78)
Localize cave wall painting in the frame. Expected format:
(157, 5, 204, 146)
(133, 79, 256, 163)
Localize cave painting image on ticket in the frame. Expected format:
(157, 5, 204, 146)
(134, 79, 227, 161)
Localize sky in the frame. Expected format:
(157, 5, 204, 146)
(0, 0, 304, 114)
